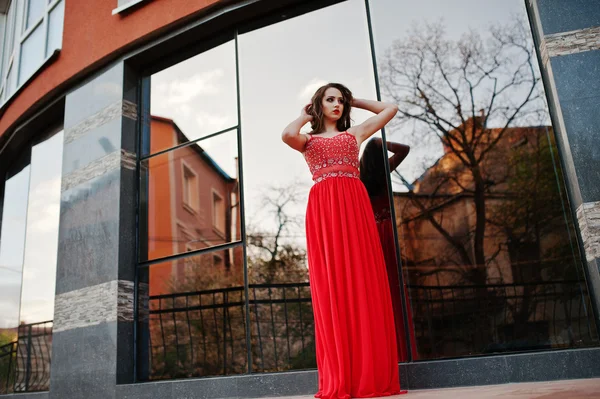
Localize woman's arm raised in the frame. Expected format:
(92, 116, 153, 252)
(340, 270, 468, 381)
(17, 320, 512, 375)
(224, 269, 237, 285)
(282, 104, 313, 152)
(348, 99, 398, 145)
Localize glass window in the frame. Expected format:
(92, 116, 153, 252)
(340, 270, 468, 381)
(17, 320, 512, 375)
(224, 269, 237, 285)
(145, 40, 238, 156)
(0, 128, 63, 393)
(0, 165, 31, 334)
(1, 0, 64, 107)
(137, 247, 247, 380)
(18, 22, 44, 85)
(139, 126, 240, 262)
(25, 0, 45, 30)
(238, 0, 401, 371)
(18, 131, 63, 326)
(46, 0, 64, 57)
(368, 0, 599, 359)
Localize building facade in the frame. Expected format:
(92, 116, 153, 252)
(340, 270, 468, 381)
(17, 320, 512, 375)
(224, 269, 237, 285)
(0, 0, 599, 398)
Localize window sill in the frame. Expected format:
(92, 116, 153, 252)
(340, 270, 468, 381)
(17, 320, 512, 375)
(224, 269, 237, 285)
(182, 202, 198, 215)
(112, 0, 150, 15)
(212, 226, 226, 240)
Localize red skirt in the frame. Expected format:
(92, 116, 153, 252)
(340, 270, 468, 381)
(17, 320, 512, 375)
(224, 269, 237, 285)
(305, 176, 406, 399)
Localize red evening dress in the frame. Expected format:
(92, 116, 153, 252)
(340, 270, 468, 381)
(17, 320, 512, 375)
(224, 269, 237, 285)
(303, 132, 406, 399)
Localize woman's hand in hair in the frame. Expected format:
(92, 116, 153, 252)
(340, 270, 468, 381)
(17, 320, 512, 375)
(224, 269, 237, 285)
(301, 104, 314, 121)
(281, 104, 313, 152)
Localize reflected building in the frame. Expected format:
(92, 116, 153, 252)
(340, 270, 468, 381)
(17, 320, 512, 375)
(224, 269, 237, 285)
(395, 116, 596, 358)
(146, 116, 243, 295)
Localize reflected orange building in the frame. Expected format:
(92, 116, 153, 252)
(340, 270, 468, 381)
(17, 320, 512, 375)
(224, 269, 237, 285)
(147, 116, 243, 296)
(395, 117, 565, 286)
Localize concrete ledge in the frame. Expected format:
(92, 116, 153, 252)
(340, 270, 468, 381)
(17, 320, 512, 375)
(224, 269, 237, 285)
(113, 347, 600, 398)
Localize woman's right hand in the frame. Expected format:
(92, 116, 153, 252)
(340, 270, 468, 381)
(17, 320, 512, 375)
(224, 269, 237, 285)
(301, 104, 314, 122)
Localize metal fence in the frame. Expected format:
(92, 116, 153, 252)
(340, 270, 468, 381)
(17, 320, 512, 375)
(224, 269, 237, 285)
(140, 279, 597, 379)
(2, 282, 595, 387)
(407, 280, 597, 359)
(0, 321, 52, 394)
(138, 282, 315, 380)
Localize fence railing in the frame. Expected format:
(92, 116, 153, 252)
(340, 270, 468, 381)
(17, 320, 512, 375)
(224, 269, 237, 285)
(0, 342, 16, 394)
(2, 282, 594, 387)
(0, 320, 52, 394)
(138, 279, 597, 379)
(138, 282, 315, 380)
(407, 280, 597, 358)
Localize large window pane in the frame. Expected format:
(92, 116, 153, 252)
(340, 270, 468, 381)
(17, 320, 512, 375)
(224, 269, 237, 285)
(140, 127, 240, 262)
(145, 40, 238, 156)
(18, 22, 44, 85)
(369, 0, 599, 359)
(137, 247, 247, 380)
(239, 0, 404, 370)
(18, 131, 63, 326)
(0, 165, 31, 333)
(46, 0, 64, 57)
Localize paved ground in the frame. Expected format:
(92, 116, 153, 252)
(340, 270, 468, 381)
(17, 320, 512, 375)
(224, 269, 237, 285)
(263, 378, 600, 398)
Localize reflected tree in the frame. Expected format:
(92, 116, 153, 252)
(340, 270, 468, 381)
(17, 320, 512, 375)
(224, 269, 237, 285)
(246, 182, 314, 372)
(379, 19, 595, 356)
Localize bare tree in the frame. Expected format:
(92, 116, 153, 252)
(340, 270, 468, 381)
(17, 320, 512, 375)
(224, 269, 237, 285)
(380, 19, 546, 285)
(246, 182, 309, 285)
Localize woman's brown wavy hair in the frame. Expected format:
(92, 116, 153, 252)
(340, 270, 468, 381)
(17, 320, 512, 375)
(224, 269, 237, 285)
(308, 83, 353, 134)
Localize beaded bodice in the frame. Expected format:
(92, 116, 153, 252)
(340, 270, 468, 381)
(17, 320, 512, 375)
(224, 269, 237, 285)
(303, 132, 360, 184)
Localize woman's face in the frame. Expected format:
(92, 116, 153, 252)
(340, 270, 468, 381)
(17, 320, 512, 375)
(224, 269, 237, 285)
(321, 87, 345, 121)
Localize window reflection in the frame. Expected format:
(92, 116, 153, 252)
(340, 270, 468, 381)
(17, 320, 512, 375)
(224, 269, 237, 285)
(0, 166, 31, 332)
(0, 129, 62, 393)
(19, 131, 63, 326)
(137, 247, 246, 380)
(140, 124, 241, 262)
(369, 0, 599, 359)
(239, 0, 402, 370)
(145, 41, 238, 156)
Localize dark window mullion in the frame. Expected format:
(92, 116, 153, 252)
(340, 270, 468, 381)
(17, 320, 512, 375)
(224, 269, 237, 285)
(139, 124, 239, 162)
(138, 240, 244, 269)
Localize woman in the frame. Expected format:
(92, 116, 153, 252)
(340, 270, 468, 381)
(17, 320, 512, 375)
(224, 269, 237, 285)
(359, 137, 417, 362)
(282, 83, 407, 399)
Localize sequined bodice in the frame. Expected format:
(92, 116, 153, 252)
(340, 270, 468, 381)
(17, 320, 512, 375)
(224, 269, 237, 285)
(303, 132, 360, 183)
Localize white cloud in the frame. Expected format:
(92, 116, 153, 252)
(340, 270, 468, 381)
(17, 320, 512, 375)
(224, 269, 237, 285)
(154, 69, 225, 105)
(298, 78, 328, 101)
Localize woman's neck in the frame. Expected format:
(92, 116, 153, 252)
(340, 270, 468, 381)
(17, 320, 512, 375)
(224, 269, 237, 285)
(321, 119, 339, 133)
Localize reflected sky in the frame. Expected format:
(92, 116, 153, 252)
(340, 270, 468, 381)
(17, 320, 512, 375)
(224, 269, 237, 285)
(19, 131, 64, 325)
(0, 131, 63, 329)
(150, 40, 238, 174)
(0, 166, 30, 329)
(369, 0, 547, 190)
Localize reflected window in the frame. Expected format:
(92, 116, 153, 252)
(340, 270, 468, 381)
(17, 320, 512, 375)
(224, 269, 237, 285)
(212, 190, 225, 234)
(0, 128, 63, 393)
(368, 0, 599, 359)
(140, 125, 240, 262)
(182, 164, 199, 211)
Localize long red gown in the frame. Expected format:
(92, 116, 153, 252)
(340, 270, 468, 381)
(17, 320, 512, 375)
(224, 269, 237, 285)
(303, 132, 406, 399)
